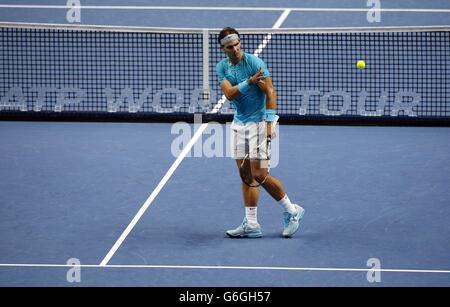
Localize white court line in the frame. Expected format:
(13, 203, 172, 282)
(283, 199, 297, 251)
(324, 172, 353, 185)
(0, 5, 449, 13)
(1, 263, 450, 274)
(99, 123, 208, 266)
(99, 10, 291, 267)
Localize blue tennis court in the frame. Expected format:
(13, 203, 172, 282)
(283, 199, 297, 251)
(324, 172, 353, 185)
(1, 0, 450, 287)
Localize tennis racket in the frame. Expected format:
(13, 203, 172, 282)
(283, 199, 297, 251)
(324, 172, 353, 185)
(240, 115, 279, 187)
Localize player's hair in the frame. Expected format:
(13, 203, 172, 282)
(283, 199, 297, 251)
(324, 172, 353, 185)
(218, 27, 240, 45)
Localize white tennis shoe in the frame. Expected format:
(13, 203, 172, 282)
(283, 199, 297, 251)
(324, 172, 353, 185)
(282, 205, 305, 238)
(226, 218, 263, 238)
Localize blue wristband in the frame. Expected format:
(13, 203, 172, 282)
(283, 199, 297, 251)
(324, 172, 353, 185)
(237, 79, 251, 94)
(265, 109, 276, 122)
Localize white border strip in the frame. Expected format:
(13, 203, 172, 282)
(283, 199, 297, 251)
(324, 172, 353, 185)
(0, 5, 449, 13)
(0, 22, 449, 34)
(99, 9, 291, 267)
(1, 263, 450, 274)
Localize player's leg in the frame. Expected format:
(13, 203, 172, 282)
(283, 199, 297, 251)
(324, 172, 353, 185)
(237, 158, 259, 208)
(237, 158, 260, 228)
(226, 124, 262, 238)
(250, 160, 284, 200)
(251, 160, 305, 237)
(249, 121, 305, 238)
(248, 121, 288, 203)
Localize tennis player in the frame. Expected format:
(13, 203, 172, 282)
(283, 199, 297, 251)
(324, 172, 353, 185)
(216, 27, 305, 238)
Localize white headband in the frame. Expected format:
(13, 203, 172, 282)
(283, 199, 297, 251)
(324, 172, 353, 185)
(220, 34, 239, 46)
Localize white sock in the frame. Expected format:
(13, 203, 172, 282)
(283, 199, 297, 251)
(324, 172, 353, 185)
(278, 195, 297, 215)
(245, 207, 258, 227)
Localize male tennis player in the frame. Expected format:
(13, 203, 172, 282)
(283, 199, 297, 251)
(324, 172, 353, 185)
(216, 27, 305, 238)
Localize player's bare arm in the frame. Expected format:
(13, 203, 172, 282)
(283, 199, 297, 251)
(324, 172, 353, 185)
(257, 75, 277, 138)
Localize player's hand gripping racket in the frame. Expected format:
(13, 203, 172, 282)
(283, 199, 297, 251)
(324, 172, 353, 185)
(240, 115, 279, 187)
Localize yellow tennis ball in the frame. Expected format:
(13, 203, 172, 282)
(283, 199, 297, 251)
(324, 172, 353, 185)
(356, 60, 366, 69)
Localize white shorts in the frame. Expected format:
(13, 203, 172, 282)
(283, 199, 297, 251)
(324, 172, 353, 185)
(230, 120, 269, 160)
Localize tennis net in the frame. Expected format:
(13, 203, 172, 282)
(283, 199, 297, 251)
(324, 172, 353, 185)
(1, 23, 449, 124)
